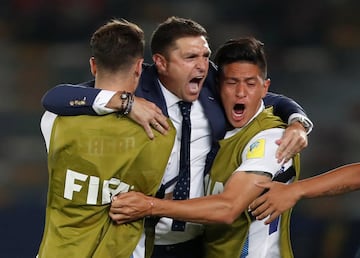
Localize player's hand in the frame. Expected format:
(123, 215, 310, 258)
(129, 96, 169, 139)
(249, 181, 299, 224)
(276, 122, 307, 163)
(106, 93, 169, 139)
(109, 192, 153, 224)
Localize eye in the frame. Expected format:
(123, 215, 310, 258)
(247, 80, 256, 86)
(203, 53, 211, 60)
(185, 54, 197, 60)
(224, 79, 237, 86)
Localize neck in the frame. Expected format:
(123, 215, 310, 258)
(94, 72, 137, 92)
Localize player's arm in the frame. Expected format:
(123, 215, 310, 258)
(263, 92, 313, 163)
(110, 171, 271, 224)
(249, 162, 360, 224)
(41, 81, 169, 139)
(41, 81, 99, 116)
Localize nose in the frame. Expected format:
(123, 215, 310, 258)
(196, 57, 208, 72)
(235, 84, 246, 98)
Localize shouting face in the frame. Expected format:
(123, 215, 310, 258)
(220, 62, 270, 128)
(154, 36, 211, 102)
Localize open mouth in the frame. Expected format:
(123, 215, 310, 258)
(233, 103, 245, 116)
(188, 77, 203, 92)
(190, 77, 203, 84)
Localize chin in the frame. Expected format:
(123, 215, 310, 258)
(232, 123, 243, 129)
(230, 118, 247, 128)
(185, 94, 200, 102)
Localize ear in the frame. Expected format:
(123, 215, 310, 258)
(262, 78, 271, 97)
(152, 53, 167, 73)
(134, 58, 144, 78)
(89, 57, 96, 76)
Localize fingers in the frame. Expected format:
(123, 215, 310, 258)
(153, 107, 170, 129)
(141, 113, 167, 140)
(129, 97, 170, 139)
(109, 201, 140, 224)
(282, 151, 294, 164)
(144, 117, 166, 140)
(109, 210, 134, 224)
(249, 181, 277, 224)
(251, 203, 270, 219)
(144, 125, 155, 140)
(249, 181, 270, 211)
(249, 198, 266, 216)
(275, 126, 308, 163)
(254, 181, 272, 189)
(275, 139, 294, 163)
(275, 138, 287, 163)
(264, 211, 281, 225)
(249, 196, 280, 225)
(109, 192, 151, 225)
(150, 116, 169, 135)
(249, 198, 278, 224)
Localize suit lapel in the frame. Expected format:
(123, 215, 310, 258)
(136, 64, 169, 116)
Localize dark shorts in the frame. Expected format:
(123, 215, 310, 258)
(151, 236, 204, 258)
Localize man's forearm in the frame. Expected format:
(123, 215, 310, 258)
(264, 92, 313, 132)
(149, 195, 240, 225)
(41, 83, 100, 115)
(298, 163, 360, 199)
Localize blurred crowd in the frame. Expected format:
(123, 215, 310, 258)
(0, 0, 359, 257)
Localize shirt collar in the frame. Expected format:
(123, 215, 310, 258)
(158, 79, 182, 109)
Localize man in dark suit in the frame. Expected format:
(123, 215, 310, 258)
(41, 16, 312, 258)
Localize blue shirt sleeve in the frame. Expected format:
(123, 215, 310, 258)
(41, 80, 100, 116)
(263, 91, 308, 122)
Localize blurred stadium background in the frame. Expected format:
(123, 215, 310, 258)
(0, 0, 359, 257)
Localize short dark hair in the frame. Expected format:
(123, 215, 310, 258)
(90, 19, 144, 72)
(214, 37, 267, 79)
(150, 16, 208, 57)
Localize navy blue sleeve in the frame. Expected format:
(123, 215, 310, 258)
(41, 80, 101, 116)
(263, 91, 307, 122)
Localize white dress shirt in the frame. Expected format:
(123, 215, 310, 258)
(154, 81, 211, 245)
